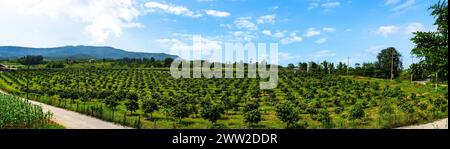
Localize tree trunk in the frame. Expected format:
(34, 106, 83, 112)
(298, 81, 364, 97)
(112, 109, 115, 121)
(435, 71, 438, 91)
(26, 65, 29, 102)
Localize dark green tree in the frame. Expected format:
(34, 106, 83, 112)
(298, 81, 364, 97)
(376, 47, 402, 80)
(287, 63, 295, 70)
(104, 95, 120, 120)
(201, 100, 224, 124)
(18, 55, 44, 66)
(243, 101, 261, 125)
(298, 62, 308, 72)
(349, 103, 365, 120)
(142, 96, 159, 119)
(164, 57, 174, 67)
(125, 98, 139, 115)
(275, 100, 300, 128)
(411, 1, 448, 85)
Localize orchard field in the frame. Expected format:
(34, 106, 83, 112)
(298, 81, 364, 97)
(0, 68, 447, 129)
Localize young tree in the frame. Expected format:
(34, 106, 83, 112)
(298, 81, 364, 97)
(104, 95, 119, 120)
(378, 102, 394, 127)
(315, 108, 333, 128)
(142, 96, 159, 120)
(349, 103, 365, 120)
(243, 101, 261, 125)
(275, 100, 300, 128)
(169, 96, 194, 124)
(201, 100, 224, 124)
(125, 96, 139, 115)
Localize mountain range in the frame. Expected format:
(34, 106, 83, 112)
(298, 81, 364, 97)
(0, 45, 178, 60)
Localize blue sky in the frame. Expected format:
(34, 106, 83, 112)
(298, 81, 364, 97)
(0, 0, 439, 67)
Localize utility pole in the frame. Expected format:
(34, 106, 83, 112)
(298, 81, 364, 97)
(435, 71, 438, 91)
(410, 56, 414, 82)
(390, 50, 394, 81)
(346, 57, 349, 75)
(307, 62, 310, 73)
(26, 64, 29, 102)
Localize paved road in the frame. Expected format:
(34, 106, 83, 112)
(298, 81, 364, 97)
(397, 118, 448, 129)
(1, 91, 131, 129)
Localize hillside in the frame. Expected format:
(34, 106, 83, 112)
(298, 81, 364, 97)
(0, 45, 178, 60)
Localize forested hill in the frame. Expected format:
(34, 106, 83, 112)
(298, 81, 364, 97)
(0, 45, 178, 60)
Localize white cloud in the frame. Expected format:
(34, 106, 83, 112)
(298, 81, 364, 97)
(234, 17, 258, 31)
(315, 38, 327, 44)
(0, 0, 141, 44)
(365, 45, 388, 55)
(256, 14, 276, 24)
(391, 0, 416, 13)
(405, 22, 424, 34)
(145, 1, 202, 18)
(198, 0, 215, 2)
(231, 31, 257, 41)
(204, 9, 231, 17)
(273, 31, 285, 38)
(322, 27, 336, 32)
(309, 1, 341, 10)
(321, 2, 341, 9)
(280, 33, 303, 45)
(304, 28, 321, 37)
(385, 0, 402, 5)
(145, 2, 231, 18)
(220, 24, 233, 29)
(158, 35, 223, 60)
(262, 30, 272, 36)
(278, 52, 301, 60)
(270, 6, 279, 11)
(308, 3, 319, 10)
(376, 25, 399, 37)
(314, 50, 336, 58)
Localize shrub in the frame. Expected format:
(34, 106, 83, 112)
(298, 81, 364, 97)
(276, 100, 300, 128)
(349, 103, 365, 120)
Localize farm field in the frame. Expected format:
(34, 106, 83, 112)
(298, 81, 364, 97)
(0, 68, 447, 129)
(0, 92, 63, 129)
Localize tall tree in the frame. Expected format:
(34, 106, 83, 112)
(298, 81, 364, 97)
(18, 55, 44, 66)
(298, 62, 308, 72)
(321, 61, 329, 74)
(411, 1, 448, 84)
(287, 63, 295, 70)
(376, 47, 402, 80)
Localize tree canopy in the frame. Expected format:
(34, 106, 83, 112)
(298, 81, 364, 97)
(18, 55, 44, 66)
(411, 0, 448, 80)
(376, 47, 402, 79)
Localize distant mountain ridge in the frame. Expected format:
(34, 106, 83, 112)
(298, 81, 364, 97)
(0, 45, 178, 60)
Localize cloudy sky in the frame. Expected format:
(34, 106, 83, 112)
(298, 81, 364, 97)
(0, 0, 439, 66)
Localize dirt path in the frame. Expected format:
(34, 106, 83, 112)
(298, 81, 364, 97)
(1, 91, 131, 129)
(397, 118, 448, 129)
